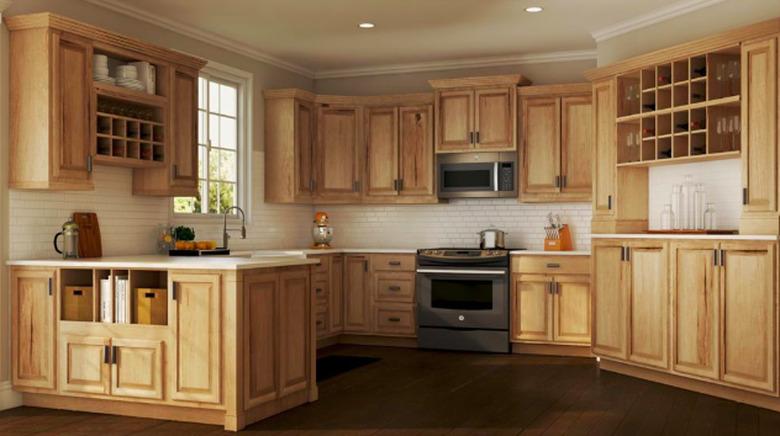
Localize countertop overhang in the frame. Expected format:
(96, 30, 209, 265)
(6, 254, 320, 271)
(591, 234, 779, 241)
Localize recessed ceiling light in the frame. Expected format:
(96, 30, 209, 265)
(525, 6, 543, 13)
(358, 22, 375, 29)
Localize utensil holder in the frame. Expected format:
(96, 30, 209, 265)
(544, 224, 573, 251)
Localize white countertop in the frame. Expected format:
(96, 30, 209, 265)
(6, 254, 320, 271)
(511, 250, 591, 256)
(591, 234, 778, 241)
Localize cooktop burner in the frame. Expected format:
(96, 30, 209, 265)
(416, 247, 525, 267)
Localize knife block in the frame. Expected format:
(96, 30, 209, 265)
(544, 224, 572, 251)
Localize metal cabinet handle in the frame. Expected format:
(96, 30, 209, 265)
(555, 176, 561, 188)
(608, 195, 612, 210)
(720, 249, 725, 267)
(475, 131, 480, 144)
(469, 132, 475, 144)
(173, 164, 179, 178)
(389, 261, 402, 266)
(388, 317, 401, 322)
(546, 263, 560, 269)
(112, 346, 118, 365)
(713, 249, 719, 266)
(398, 179, 404, 191)
(87, 155, 93, 173)
(388, 285, 401, 291)
(364, 260, 368, 272)
(546, 282, 553, 294)
(48, 278, 53, 296)
(393, 179, 399, 191)
(104, 345, 111, 364)
(562, 175, 567, 188)
(555, 282, 560, 294)
(625, 247, 631, 262)
(742, 188, 748, 205)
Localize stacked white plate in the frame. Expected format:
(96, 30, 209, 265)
(116, 78, 145, 91)
(93, 54, 115, 84)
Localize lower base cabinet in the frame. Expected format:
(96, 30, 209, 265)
(594, 238, 778, 400)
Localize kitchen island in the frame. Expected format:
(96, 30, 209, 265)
(6, 255, 320, 431)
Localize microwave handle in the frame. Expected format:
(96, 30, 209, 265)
(493, 162, 499, 192)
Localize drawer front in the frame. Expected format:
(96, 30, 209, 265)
(512, 255, 589, 275)
(374, 272, 415, 303)
(315, 311, 329, 336)
(373, 304, 416, 336)
(312, 277, 329, 306)
(372, 254, 415, 272)
(311, 255, 331, 274)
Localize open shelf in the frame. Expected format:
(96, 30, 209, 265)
(616, 150, 740, 168)
(60, 268, 168, 326)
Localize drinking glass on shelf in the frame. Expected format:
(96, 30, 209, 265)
(727, 60, 740, 96)
(704, 203, 717, 230)
(716, 63, 727, 97)
(716, 117, 725, 149)
(660, 204, 674, 231)
(731, 114, 741, 150)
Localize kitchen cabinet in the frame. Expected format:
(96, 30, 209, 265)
(6, 14, 206, 194)
(429, 75, 528, 153)
(591, 79, 617, 220)
(626, 241, 669, 370)
(370, 254, 417, 337)
(11, 268, 56, 390)
(279, 269, 311, 397)
(720, 241, 776, 393)
(511, 255, 591, 348)
(170, 272, 222, 404)
(264, 91, 317, 203)
(671, 241, 720, 380)
(343, 255, 371, 332)
(740, 36, 778, 233)
(364, 105, 435, 201)
(316, 105, 362, 202)
(592, 240, 628, 360)
(59, 335, 110, 395)
(519, 85, 593, 203)
(330, 255, 345, 333)
(111, 338, 165, 400)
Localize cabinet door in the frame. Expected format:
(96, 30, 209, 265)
(111, 338, 164, 400)
(11, 268, 56, 390)
(364, 106, 399, 197)
(671, 242, 719, 380)
(561, 95, 593, 197)
(553, 275, 591, 344)
(52, 32, 92, 186)
(521, 97, 561, 195)
(475, 87, 514, 150)
(511, 274, 553, 342)
(330, 255, 344, 333)
(592, 241, 627, 359)
(295, 99, 315, 200)
(279, 268, 311, 397)
(243, 272, 279, 408)
(343, 255, 371, 332)
(741, 37, 777, 214)
(317, 105, 361, 200)
(436, 90, 473, 152)
(399, 105, 434, 196)
(171, 68, 198, 192)
(721, 242, 776, 393)
(627, 242, 669, 369)
(170, 273, 221, 403)
(592, 79, 616, 217)
(59, 335, 110, 395)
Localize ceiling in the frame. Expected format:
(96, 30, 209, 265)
(87, 0, 719, 77)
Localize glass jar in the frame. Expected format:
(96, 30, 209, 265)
(660, 204, 674, 231)
(671, 185, 682, 230)
(704, 203, 717, 230)
(694, 183, 706, 230)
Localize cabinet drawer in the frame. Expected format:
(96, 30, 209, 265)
(373, 304, 416, 336)
(311, 256, 330, 274)
(374, 272, 415, 303)
(512, 255, 589, 275)
(372, 254, 415, 272)
(315, 311, 329, 336)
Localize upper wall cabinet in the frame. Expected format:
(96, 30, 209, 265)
(519, 84, 592, 203)
(316, 104, 363, 203)
(5, 13, 206, 194)
(429, 75, 530, 153)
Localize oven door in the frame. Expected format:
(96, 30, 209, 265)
(438, 162, 497, 198)
(416, 268, 508, 330)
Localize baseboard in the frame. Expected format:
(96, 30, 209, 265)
(512, 342, 594, 358)
(0, 381, 22, 410)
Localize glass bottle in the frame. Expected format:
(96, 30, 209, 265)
(694, 183, 706, 230)
(682, 175, 695, 230)
(671, 185, 682, 230)
(660, 204, 674, 231)
(704, 203, 717, 230)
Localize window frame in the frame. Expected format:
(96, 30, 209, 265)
(171, 60, 253, 223)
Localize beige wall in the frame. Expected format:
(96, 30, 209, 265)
(315, 59, 596, 95)
(597, 0, 780, 65)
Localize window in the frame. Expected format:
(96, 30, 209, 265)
(174, 65, 251, 216)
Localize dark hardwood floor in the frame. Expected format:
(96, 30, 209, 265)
(2, 344, 780, 435)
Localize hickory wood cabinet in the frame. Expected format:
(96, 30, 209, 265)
(429, 75, 529, 153)
(316, 104, 363, 202)
(519, 84, 593, 202)
(5, 13, 205, 195)
(592, 238, 778, 398)
(511, 255, 591, 349)
(10, 264, 317, 431)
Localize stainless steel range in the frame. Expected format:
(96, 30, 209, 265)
(416, 248, 516, 353)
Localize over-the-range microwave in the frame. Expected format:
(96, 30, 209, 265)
(437, 152, 517, 199)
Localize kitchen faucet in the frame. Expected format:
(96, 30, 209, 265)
(222, 206, 247, 250)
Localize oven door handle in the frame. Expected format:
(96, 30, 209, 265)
(416, 268, 506, 275)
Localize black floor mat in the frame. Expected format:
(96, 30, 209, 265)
(317, 355, 380, 382)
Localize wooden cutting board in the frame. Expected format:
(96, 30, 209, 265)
(73, 212, 102, 258)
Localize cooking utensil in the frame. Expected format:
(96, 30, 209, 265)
(478, 227, 507, 249)
(53, 218, 80, 259)
(73, 212, 102, 258)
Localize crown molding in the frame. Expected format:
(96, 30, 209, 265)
(0, 0, 14, 16)
(314, 49, 597, 79)
(83, 0, 315, 78)
(591, 0, 727, 42)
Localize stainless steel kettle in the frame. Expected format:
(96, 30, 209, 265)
(54, 218, 79, 259)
